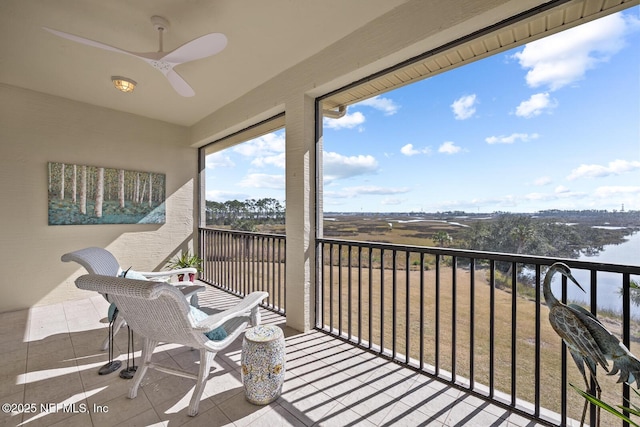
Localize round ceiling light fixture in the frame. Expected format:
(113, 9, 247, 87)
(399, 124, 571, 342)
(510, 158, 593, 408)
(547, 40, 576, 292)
(111, 76, 137, 93)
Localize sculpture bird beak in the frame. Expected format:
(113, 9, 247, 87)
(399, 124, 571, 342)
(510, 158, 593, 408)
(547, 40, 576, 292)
(567, 273, 586, 293)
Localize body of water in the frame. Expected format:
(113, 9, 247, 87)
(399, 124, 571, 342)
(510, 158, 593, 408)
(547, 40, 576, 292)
(549, 231, 640, 317)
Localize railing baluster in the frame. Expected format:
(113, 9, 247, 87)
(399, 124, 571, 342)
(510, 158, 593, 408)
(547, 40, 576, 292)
(534, 264, 541, 418)
(561, 273, 568, 425)
(406, 250, 410, 365)
(358, 246, 362, 346)
(369, 247, 373, 350)
(435, 254, 440, 375)
(623, 272, 631, 427)
(330, 243, 334, 333)
(489, 259, 495, 398)
(270, 236, 274, 309)
(420, 252, 425, 371)
(348, 245, 352, 341)
(590, 268, 598, 426)
(392, 249, 397, 360)
(511, 261, 517, 406)
(452, 255, 457, 382)
(339, 243, 343, 336)
(260, 236, 264, 295)
(470, 258, 475, 389)
(380, 248, 385, 354)
(279, 238, 283, 313)
(320, 242, 325, 328)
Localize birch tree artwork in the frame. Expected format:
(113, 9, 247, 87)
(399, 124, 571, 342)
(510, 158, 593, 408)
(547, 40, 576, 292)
(47, 162, 166, 225)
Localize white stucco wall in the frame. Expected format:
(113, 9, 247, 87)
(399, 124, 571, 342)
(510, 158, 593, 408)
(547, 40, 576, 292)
(0, 84, 196, 313)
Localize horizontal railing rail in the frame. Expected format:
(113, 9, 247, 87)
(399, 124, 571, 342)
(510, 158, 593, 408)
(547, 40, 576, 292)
(199, 227, 286, 315)
(317, 237, 640, 427)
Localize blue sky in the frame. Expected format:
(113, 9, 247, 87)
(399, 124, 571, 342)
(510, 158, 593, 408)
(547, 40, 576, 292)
(206, 8, 640, 213)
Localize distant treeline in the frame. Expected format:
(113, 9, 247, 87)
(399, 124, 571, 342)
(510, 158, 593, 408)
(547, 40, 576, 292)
(205, 198, 285, 231)
(459, 213, 633, 260)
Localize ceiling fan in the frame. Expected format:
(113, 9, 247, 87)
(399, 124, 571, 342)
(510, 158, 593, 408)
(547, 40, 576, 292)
(44, 16, 227, 97)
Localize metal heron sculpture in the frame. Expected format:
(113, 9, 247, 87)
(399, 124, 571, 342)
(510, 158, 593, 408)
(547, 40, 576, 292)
(543, 262, 640, 426)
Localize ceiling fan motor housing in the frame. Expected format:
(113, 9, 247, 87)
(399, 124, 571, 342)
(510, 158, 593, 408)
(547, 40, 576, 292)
(151, 15, 170, 32)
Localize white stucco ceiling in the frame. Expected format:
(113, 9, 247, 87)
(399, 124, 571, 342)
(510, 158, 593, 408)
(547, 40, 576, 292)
(0, 0, 407, 126)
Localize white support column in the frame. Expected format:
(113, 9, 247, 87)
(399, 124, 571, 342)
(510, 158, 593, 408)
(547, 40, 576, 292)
(284, 94, 316, 332)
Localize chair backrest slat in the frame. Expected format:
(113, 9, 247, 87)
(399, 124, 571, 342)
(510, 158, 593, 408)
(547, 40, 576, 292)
(61, 247, 121, 276)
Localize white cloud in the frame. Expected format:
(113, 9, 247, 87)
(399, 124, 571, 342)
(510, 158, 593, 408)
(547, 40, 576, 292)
(594, 186, 640, 198)
(239, 173, 285, 189)
(356, 96, 400, 115)
(451, 94, 477, 120)
(342, 185, 410, 196)
(233, 132, 284, 157)
(400, 143, 431, 156)
(513, 12, 636, 90)
(523, 192, 548, 201)
(251, 152, 286, 169)
(534, 176, 552, 186)
(381, 198, 405, 206)
(206, 189, 249, 201)
(515, 93, 556, 118)
(325, 185, 410, 201)
(485, 133, 540, 144)
(433, 189, 596, 211)
(438, 141, 462, 154)
(323, 151, 379, 181)
(524, 190, 587, 201)
(567, 160, 640, 180)
(206, 152, 235, 169)
(324, 111, 366, 130)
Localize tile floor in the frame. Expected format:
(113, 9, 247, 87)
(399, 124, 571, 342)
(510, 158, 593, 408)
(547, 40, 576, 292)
(0, 285, 551, 427)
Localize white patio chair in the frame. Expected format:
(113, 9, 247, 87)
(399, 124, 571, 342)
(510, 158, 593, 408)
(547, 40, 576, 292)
(75, 274, 268, 416)
(62, 247, 205, 350)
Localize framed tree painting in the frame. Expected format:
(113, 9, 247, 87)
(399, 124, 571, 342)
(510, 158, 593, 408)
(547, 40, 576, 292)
(48, 162, 166, 225)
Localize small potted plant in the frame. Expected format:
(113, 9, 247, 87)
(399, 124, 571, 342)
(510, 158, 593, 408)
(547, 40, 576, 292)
(166, 250, 203, 281)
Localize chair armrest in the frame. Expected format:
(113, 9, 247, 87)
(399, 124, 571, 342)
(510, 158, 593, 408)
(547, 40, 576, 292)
(193, 291, 268, 331)
(176, 284, 206, 299)
(138, 268, 197, 278)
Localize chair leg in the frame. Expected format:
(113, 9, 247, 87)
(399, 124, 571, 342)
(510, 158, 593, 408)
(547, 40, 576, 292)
(101, 316, 126, 351)
(188, 350, 216, 417)
(250, 306, 261, 326)
(128, 339, 157, 400)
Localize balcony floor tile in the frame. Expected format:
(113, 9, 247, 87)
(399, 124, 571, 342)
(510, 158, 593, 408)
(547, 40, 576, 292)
(0, 285, 550, 427)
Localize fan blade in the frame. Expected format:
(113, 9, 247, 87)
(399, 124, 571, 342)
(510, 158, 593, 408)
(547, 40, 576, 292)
(161, 33, 227, 64)
(44, 27, 137, 58)
(165, 69, 195, 97)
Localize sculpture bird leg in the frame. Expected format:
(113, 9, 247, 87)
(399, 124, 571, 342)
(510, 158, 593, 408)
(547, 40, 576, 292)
(572, 353, 590, 427)
(581, 372, 602, 427)
(591, 372, 602, 427)
(571, 351, 601, 427)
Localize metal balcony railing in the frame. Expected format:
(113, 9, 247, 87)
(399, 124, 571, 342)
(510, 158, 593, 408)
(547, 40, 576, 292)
(199, 228, 286, 315)
(317, 237, 640, 427)
(199, 228, 640, 426)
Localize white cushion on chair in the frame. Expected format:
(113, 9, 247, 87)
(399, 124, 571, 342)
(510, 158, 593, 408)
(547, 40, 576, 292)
(119, 269, 148, 280)
(189, 306, 228, 341)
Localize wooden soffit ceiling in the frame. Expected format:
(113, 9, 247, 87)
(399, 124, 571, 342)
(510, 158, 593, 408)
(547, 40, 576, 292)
(322, 0, 637, 110)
